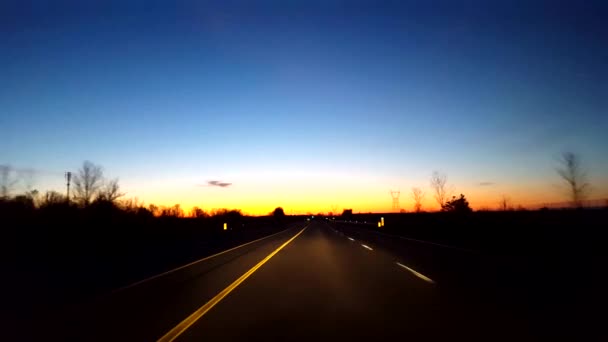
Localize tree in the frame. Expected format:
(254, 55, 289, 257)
(120, 197, 143, 213)
(273, 207, 285, 218)
(430, 171, 450, 209)
(12, 195, 35, 210)
(26, 189, 40, 207)
(411, 187, 425, 213)
(72, 161, 104, 206)
(191, 206, 207, 218)
(97, 178, 124, 203)
(40, 191, 66, 207)
(162, 204, 184, 217)
(149, 204, 161, 217)
(556, 152, 590, 208)
(442, 194, 472, 213)
(499, 195, 511, 211)
(0, 164, 19, 199)
(171, 204, 184, 218)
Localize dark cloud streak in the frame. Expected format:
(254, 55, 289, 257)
(200, 180, 232, 188)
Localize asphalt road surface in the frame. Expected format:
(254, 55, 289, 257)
(36, 220, 596, 341)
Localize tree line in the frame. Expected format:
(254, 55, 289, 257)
(407, 151, 592, 213)
(0, 161, 244, 219)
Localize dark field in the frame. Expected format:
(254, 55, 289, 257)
(3, 201, 607, 341)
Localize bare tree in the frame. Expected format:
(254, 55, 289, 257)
(556, 152, 590, 208)
(149, 204, 161, 217)
(411, 187, 425, 213)
(72, 161, 104, 206)
(27, 191, 40, 205)
(40, 191, 66, 207)
(162, 204, 184, 217)
(120, 197, 142, 213)
(499, 195, 511, 211)
(430, 171, 449, 209)
(0, 164, 19, 198)
(97, 178, 124, 203)
(191, 206, 207, 218)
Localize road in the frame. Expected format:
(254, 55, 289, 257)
(37, 220, 593, 341)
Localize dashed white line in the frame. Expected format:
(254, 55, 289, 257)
(347, 237, 355, 241)
(361, 244, 373, 251)
(395, 262, 435, 284)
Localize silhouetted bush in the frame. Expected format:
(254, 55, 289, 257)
(273, 207, 285, 218)
(442, 194, 472, 213)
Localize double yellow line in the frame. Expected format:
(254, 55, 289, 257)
(158, 226, 308, 342)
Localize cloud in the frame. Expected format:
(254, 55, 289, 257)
(204, 180, 232, 188)
(478, 182, 496, 186)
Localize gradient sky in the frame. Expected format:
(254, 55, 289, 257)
(2, 1, 607, 214)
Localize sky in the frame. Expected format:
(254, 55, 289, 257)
(1, 0, 607, 214)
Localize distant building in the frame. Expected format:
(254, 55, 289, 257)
(341, 209, 353, 219)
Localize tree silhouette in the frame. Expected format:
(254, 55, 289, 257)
(191, 206, 207, 218)
(442, 194, 472, 213)
(97, 178, 124, 203)
(500, 195, 511, 211)
(430, 171, 450, 209)
(556, 152, 590, 208)
(411, 187, 425, 213)
(40, 191, 66, 207)
(12, 194, 35, 210)
(148, 204, 161, 217)
(73, 161, 104, 207)
(162, 204, 184, 217)
(273, 207, 285, 218)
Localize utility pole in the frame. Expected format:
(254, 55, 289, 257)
(65, 171, 72, 203)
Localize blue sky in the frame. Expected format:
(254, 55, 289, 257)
(1, 1, 607, 213)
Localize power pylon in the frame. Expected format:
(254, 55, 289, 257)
(330, 204, 339, 216)
(390, 190, 400, 212)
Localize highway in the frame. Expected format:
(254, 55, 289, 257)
(39, 219, 592, 341)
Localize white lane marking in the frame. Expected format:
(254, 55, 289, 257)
(361, 244, 373, 251)
(347, 237, 355, 241)
(395, 262, 435, 284)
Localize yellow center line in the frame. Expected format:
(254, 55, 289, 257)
(112, 225, 297, 295)
(157, 225, 308, 342)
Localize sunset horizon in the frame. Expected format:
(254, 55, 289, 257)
(4, 2, 607, 340)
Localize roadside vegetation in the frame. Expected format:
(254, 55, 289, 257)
(2, 152, 606, 309)
(2, 162, 297, 310)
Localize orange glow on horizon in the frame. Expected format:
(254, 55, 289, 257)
(133, 192, 607, 216)
(124, 173, 608, 216)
